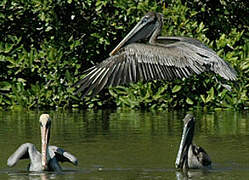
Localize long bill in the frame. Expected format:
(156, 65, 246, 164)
(41, 125, 50, 170)
(109, 15, 154, 56)
(175, 114, 195, 169)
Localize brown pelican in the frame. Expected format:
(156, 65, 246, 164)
(75, 12, 237, 97)
(7, 114, 78, 172)
(175, 114, 211, 170)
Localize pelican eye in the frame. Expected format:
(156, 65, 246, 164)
(141, 16, 149, 23)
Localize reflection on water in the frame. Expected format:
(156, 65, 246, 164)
(175, 170, 211, 180)
(8, 172, 53, 180)
(0, 110, 248, 179)
(7, 170, 82, 180)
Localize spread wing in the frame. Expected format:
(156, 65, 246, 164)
(49, 146, 78, 166)
(7, 143, 37, 167)
(75, 37, 237, 97)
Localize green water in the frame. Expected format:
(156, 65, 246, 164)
(0, 110, 249, 180)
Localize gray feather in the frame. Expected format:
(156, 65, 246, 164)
(75, 37, 237, 97)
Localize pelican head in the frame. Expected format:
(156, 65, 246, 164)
(109, 12, 163, 56)
(175, 114, 195, 169)
(39, 114, 51, 170)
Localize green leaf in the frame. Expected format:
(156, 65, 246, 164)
(172, 85, 181, 93)
(0, 81, 11, 91)
(186, 97, 194, 105)
(200, 95, 206, 103)
(206, 87, 214, 103)
(65, 70, 71, 81)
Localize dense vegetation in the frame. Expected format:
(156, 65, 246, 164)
(0, 0, 249, 110)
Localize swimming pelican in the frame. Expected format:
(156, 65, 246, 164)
(7, 114, 78, 172)
(75, 12, 237, 97)
(175, 114, 211, 169)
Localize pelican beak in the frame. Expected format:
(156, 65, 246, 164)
(109, 12, 157, 56)
(40, 114, 51, 171)
(41, 125, 49, 170)
(175, 114, 195, 169)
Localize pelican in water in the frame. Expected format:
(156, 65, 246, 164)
(7, 114, 78, 172)
(175, 114, 211, 170)
(75, 12, 237, 97)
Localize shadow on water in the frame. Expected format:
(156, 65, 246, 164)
(0, 110, 249, 179)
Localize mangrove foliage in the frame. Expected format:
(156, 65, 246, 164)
(0, 0, 249, 110)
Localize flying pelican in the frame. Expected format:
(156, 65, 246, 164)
(175, 114, 211, 169)
(75, 12, 237, 97)
(7, 114, 78, 172)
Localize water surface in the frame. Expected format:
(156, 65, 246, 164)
(0, 110, 249, 179)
